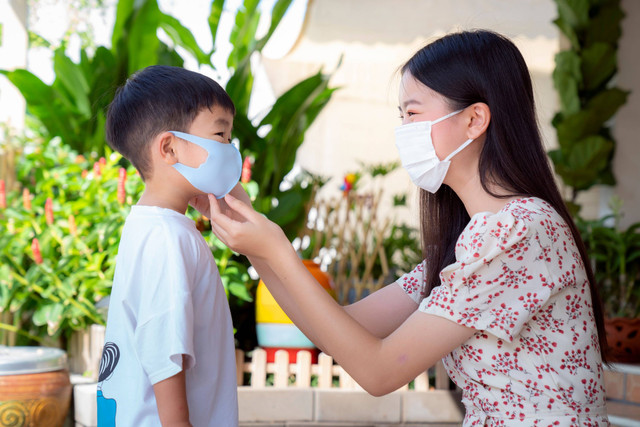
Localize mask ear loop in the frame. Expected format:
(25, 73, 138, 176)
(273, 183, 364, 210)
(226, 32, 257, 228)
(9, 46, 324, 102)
(444, 138, 475, 162)
(430, 109, 463, 125)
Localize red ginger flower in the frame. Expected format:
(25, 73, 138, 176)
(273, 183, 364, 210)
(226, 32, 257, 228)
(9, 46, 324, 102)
(0, 179, 5, 209)
(117, 168, 127, 205)
(45, 197, 54, 225)
(241, 156, 253, 184)
(23, 188, 31, 210)
(68, 215, 77, 236)
(31, 238, 43, 264)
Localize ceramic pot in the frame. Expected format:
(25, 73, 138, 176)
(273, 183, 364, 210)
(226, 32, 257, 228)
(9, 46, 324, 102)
(0, 346, 71, 427)
(604, 317, 640, 363)
(256, 260, 335, 362)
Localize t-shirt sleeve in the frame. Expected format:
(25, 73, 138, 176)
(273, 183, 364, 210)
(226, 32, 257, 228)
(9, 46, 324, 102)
(131, 229, 197, 385)
(395, 260, 427, 305)
(419, 210, 553, 342)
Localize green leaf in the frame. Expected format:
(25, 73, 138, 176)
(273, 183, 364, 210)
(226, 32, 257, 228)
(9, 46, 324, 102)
(53, 49, 91, 118)
(255, 0, 294, 51)
(553, 17, 579, 49)
(0, 69, 55, 104)
(553, 51, 581, 114)
(226, 57, 254, 115)
(227, 282, 253, 303)
(208, 0, 225, 50)
(584, 3, 624, 47)
(267, 191, 304, 225)
(556, 88, 629, 145)
(581, 43, 616, 91)
(127, 0, 162, 74)
(33, 302, 64, 329)
(112, 0, 135, 48)
(560, 136, 614, 190)
(555, 0, 590, 31)
(228, 0, 261, 69)
(159, 13, 210, 65)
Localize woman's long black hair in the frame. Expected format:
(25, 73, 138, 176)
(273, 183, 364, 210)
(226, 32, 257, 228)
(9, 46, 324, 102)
(402, 30, 608, 361)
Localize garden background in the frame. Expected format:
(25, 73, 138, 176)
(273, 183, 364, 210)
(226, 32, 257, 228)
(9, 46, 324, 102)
(0, 0, 639, 425)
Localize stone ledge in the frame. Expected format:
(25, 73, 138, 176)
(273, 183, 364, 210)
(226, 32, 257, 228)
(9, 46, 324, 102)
(238, 388, 314, 422)
(72, 383, 464, 426)
(403, 390, 464, 423)
(314, 389, 402, 423)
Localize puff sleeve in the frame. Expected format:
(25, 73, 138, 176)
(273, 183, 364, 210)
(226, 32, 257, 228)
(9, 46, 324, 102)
(395, 260, 428, 305)
(419, 209, 555, 342)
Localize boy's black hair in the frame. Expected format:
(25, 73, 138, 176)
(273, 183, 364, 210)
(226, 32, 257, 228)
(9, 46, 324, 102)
(105, 65, 235, 180)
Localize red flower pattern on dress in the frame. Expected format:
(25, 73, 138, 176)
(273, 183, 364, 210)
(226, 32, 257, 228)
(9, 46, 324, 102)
(395, 197, 609, 426)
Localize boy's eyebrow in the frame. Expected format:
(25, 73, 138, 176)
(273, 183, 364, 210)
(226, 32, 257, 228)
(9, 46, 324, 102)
(215, 118, 232, 127)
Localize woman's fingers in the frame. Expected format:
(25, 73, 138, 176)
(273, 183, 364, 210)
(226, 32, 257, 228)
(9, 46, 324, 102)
(223, 193, 257, 220)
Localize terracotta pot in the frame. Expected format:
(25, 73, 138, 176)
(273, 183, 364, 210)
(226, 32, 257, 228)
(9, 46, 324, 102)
(0, 347, 71, 427)
(604, 317, 640, 364)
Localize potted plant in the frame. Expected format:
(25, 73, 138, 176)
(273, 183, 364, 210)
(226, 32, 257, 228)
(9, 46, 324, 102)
(577, 198, 640, 363)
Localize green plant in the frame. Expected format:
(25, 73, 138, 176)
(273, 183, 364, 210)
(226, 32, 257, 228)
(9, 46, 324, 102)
(0, 139, 140, 345)
(549, 0, 629, 213)
(577, 198, 640, 318)
(1, 0, 209, 157)
(1, 0, 337, 350)
(2, 0, 336, 240)
(216, 0, 338, 240)
(0, 139, 257, 346)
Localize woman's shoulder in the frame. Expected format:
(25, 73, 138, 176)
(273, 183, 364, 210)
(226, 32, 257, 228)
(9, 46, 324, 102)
(466, 197, 561, 234)
(457, 197, 565, 260)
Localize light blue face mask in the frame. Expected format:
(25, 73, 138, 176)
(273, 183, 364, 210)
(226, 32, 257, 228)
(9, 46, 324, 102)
(169, 131, 242, 199)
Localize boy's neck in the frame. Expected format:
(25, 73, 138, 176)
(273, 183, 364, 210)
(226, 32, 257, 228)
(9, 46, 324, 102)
(137, 185, 191, 214)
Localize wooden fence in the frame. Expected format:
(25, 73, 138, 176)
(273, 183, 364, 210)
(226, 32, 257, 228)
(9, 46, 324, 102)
(235, 347, 451, 391)
(70, 325, 451, 391)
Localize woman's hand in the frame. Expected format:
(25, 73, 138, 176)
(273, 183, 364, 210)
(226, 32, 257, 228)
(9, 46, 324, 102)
(208, 192, 290, 260)
(189, 182, 251, 219)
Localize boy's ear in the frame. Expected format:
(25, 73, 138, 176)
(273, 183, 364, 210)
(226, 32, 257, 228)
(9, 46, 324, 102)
(156, 132, 178, 165)
(466, 102, 491, 140)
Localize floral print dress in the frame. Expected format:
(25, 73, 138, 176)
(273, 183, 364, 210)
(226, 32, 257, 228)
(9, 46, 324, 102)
(397, 197, 609, 426)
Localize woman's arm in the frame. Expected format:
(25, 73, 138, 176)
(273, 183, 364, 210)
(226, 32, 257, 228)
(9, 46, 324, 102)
(343, 284, 418, 338)
(209, 194, 476, 395)
(192, 185, 418, 343)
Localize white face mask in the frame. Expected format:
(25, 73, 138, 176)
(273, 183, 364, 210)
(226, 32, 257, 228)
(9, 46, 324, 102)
(169, 131, 242, 199)
(394, 109, 474, 193)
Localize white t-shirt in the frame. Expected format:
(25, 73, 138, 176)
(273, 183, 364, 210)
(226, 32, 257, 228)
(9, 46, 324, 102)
(97, 205, 238, 427)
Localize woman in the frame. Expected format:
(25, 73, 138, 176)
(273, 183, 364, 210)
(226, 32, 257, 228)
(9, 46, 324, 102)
(205, 30, 610, 425)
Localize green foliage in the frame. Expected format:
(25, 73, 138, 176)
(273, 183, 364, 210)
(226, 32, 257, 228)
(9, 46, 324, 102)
(577, 199, 640, 318)
(1, 0, 337, 349)
(0, 140, 256, 344)
(1, 0, 210, 157)
(0, 140, 141, 344)
(550, 0, 629, 203)
(217, 0, 336, 241)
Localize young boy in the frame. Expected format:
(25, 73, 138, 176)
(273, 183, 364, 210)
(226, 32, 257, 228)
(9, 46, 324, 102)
(97, 65, 241, 426)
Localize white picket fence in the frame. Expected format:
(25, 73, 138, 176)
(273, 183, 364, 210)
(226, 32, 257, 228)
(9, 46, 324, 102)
(70, 325, 451, 391)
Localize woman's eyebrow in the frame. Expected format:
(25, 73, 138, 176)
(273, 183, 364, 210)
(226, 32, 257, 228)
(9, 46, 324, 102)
(400, 99, 421, 110)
